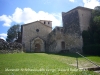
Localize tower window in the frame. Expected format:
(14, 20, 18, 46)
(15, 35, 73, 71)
(57, 27, 60, 31)
(48, 22, 50, 24)
(44, 21, 46, 24)
(61, 29, 63, 32)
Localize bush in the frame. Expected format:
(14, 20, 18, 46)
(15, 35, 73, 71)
(0, 39, 9, 50)
(0, 38, 23, 53)
(83, 44, 100, 55)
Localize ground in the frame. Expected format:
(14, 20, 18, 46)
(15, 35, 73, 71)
(0, 53, 100, 75)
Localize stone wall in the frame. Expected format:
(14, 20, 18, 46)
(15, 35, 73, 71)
(47, 27, 65, 53)
(78, 8, 92, 32)
(22, 21, 52, 52)
(62, 9, 81, 35)
(64, 34, 83, 53)
(22, 6, 92, 53)
(62, 7, 92, 53)
(39, 20, 52, 28)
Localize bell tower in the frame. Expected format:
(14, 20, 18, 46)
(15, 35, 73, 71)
(39, 20, 52, 28)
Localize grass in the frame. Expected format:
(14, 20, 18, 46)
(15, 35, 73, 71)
(0, 53, 100, 75)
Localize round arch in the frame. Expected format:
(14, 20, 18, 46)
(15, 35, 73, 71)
(31, 37, 45, 52)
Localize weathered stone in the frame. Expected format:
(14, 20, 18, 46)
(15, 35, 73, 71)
(62, 6, 92, 53)
(22, 20, 52, 52)
(22, 6, 92, 53)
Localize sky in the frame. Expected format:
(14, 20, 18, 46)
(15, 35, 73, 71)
(0, 0, 100, 40)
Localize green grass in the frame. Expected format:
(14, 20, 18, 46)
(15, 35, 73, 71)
(0, 53, 100, 75)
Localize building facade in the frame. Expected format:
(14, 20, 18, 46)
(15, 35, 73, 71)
(22, 6, 92, 53)
(22, 20, 52, 52)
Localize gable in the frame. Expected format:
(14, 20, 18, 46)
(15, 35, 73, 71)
(22, 21, 52, 44)
(23, 21, 52, 28)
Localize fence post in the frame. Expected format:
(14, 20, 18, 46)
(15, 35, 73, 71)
(76, 57, 78, 69)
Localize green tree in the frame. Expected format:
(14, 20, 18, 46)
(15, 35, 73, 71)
(82, 6, 100, 55)
(6, 24, 21, 42)
(88, 6, 100, 44)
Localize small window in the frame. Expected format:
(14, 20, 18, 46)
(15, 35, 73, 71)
(48, 22, 50, 24)
(44, 21, 46, 24)
(36, 29, 39, 32)
(61, 29, 63, 32)
(57, 27, 60, 31)
(61, 41, 65, 49)
(53, 29, 55, 32)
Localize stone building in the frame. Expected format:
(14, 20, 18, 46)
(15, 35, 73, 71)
(22, 20, 52, 52)
(62, 6, 92, 53)
(21, 6, 92, 53)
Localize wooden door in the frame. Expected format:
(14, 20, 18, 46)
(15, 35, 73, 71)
(35, 44, 41, 52)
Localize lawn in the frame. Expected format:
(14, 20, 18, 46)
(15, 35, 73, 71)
(0, 53, 100, 75)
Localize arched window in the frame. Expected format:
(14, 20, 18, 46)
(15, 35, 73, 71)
(61, 41, 65, 49)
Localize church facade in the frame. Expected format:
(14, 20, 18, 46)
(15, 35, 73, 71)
(21, 6, 92, 53)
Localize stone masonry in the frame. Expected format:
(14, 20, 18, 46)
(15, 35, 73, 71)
(21, 6, 92, 53)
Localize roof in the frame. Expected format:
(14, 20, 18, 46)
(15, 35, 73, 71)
(39, 20, 52, 22)
(62, 6, 92, 14)
(22, 21, 52, 28)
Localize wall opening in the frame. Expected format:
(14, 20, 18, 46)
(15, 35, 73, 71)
(34, 44, 41, 52)
(61, 41, 65, 49)
(44, 21, 46, 24)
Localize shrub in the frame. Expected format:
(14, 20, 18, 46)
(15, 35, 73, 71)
(83, 44, 100, 55)
(0, 38, 23, 53)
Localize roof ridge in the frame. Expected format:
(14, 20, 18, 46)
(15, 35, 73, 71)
(22, 21, 52, 28)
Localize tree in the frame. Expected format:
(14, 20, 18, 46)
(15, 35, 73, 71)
(90, 6, 100, 44)
(82, 6, 100, 55)
(6, 24, 21, 42)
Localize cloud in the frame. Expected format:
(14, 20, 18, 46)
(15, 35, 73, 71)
(83, 0, 100, 9)
(0, 15, 12, 27)
(0, 33, 7, 40)
(0, 7, 62, 28)
(69, 0, 75, 2)
(0, 37, 5, 40)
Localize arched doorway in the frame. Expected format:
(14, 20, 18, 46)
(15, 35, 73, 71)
(61, 41, 65, 49)
(31, 37, 45, 52)
(35, 44, 41, 52)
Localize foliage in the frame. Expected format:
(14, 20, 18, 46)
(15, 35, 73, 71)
(83, 44, 100, 55)
(0, 39, 8, 50)
(82, 6, 100, 55)
(82, 31, 91, 46)
(6, 24, 21, 42)
(0, 38, 22, 53)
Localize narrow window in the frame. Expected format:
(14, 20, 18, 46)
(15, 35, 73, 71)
(44, 21, 46, 24)
(48, 22, 50, 24)
(61, 29, 63, 32)
(61, 41, 65, 49)
(57, 27, 60, 31)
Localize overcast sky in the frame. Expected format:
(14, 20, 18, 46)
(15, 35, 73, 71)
(0, 0, 100, 40)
